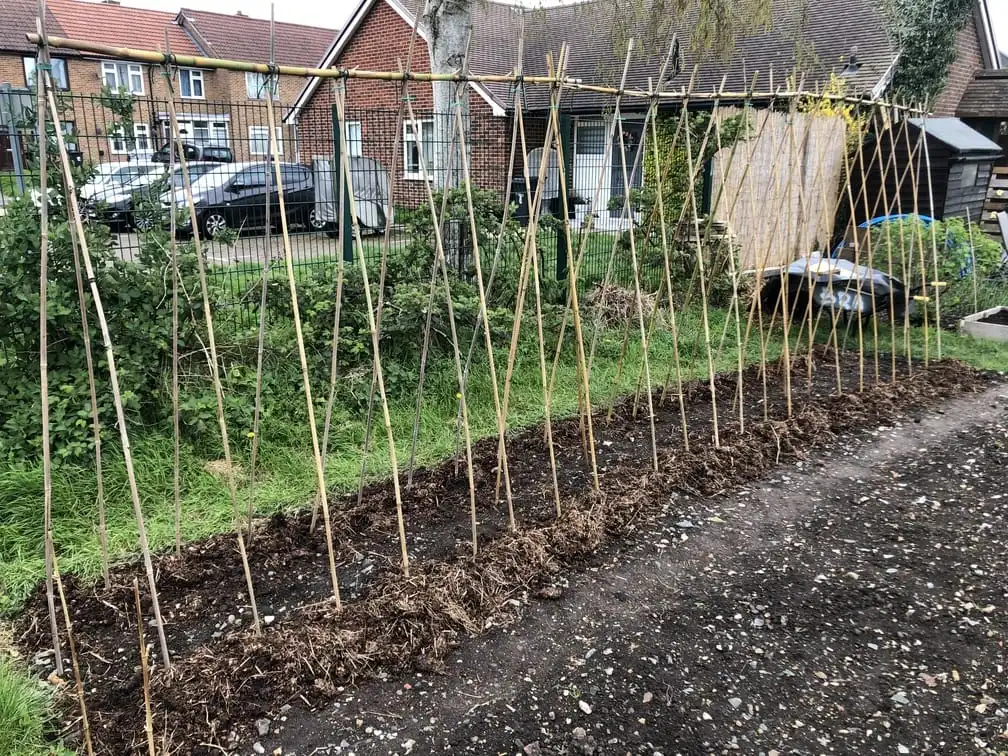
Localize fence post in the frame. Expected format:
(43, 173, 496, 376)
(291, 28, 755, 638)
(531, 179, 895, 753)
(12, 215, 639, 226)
(331, 103, 353, 263)
(556, 113, 573, 281)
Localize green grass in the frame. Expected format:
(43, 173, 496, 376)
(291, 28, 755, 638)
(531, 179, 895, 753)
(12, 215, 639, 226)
(0, 656, 57, 756)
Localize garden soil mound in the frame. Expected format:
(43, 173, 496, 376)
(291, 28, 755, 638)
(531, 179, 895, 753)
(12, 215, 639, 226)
(16, 354, 992, 753)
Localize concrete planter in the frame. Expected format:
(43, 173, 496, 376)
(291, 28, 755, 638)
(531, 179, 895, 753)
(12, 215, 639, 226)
(959, 306, 1008, 342)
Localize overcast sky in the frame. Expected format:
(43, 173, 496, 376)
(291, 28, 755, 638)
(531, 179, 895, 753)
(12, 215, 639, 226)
(120, 0, 1008, 55)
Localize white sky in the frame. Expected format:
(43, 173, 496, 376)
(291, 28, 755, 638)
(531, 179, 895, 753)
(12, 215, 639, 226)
(111, 0, 1008, 55)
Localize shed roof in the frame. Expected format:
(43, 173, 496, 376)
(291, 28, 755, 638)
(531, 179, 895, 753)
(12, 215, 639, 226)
(956, 70, 1008, 119)
(910, 117, 1003, 156)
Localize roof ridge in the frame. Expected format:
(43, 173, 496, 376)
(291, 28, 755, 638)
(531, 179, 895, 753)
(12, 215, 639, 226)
(178, 6, 338, 32)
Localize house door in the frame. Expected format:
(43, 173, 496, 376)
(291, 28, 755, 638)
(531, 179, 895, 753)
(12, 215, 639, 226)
(572, 117, 644, 230)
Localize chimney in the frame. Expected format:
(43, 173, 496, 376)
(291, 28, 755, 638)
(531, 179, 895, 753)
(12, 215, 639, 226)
(102, 0, 121, 5)
(235, 10, 245, 15)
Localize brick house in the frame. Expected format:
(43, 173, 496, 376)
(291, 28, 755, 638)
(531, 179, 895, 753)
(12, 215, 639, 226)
(287, 0, 904, 227)
(0, 0, 337, 166)
(931, 0, 1002, 117)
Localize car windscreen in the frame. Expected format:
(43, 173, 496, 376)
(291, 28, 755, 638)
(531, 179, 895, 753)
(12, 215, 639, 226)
(187, 164, 244, 193)
(111, 165, 157, 184)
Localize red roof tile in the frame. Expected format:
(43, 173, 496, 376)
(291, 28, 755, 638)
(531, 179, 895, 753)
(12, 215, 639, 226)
(47, 0, 201, 55)
(178, 8, 337, 69)
(0, 0, 68, 53)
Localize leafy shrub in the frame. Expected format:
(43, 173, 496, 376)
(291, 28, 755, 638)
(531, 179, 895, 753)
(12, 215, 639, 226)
(0, 188, 206, 461)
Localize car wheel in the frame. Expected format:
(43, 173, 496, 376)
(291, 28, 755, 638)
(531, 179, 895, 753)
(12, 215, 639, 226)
(202, 211, 228, 239)
(134, 213, 154, 233)
(308, 207, 326, 231)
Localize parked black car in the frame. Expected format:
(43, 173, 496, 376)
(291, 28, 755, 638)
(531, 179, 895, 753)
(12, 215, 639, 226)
(151, 142, 234, 164)
(162, 161, 323, 239)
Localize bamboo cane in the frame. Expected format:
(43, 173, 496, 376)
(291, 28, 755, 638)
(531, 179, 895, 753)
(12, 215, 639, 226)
(406, 81, 466, 491)
(133, 578, 156, 756)
(43, 63, 173, 670)
(920, 111, 944, 359)
(495, 45, 573, 506)
(683, 84, 723, 444)
(52, 549, 94, 756)
(966, 207, 979, 314)
(397, 91, 480, 553)
(331, 90, 411, 573)
(164, 94, 262, 632)
(64, 203, 109, 588)
(907, 119, 932, 367)
(25, 31, 926, 112)
(545, 42, 637, 453)
(611, 77, 659, 471)
(710, 105, 746, 431)
(855, 111, 881, 385)
(452, 85, 518, 527)
(648, 102, 690, 449)
(247, 19, 277, 539)
(35, 10, 63, 678)
(514, 86, 562, 516)
(260, 93, 344, 593)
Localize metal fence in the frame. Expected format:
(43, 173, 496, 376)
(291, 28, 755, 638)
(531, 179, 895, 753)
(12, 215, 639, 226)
(0, 89, 643, 324)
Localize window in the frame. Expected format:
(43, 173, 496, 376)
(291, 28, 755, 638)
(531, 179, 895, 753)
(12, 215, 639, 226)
(249, 126, 283, 156)
(235, 165, 269, 188)
(403, 119, 434, 179)
(108, 123, 151, 155)
(961, 162, 979, 189)
(576, 121, 607, 155)
(179, 69, 204, 99)
(23, 57, 69, 90)
(162, 119, 229, 147)
(246, 72, 278, 100)
(133, 124, 151, 152)
(344, 122, 362, 158)
(102, 61, 144, 94)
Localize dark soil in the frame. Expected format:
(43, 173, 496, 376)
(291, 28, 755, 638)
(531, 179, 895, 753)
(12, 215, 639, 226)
(978, 308, 1008, 326)
(15, 352, 996, 754)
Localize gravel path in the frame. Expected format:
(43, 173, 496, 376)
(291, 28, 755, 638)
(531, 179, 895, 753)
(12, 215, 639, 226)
(260, 383, 1008, 756)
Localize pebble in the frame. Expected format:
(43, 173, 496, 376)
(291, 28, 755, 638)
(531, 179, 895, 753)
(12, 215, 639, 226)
(252, 743, 265, 755)
(573, 726, 587, 740)
(578, 700, 592, 714)
(891, 691, 910, 706)
(255, 718, 270, 737)
(729, 697, 742, 709)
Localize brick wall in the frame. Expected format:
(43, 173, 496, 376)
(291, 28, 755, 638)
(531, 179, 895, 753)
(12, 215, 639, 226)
(295, 0, 511, 210)
(932, 20, 984, 117)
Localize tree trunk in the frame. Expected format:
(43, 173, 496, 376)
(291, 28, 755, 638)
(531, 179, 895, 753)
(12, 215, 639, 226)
(423, 0, 471, 268)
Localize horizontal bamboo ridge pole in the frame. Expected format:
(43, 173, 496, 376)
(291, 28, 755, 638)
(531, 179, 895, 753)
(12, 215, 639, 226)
(28, 33, 923, 111)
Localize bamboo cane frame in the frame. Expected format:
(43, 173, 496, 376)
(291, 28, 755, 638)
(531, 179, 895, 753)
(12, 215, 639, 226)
(920, 112, 945, 359)
(164, 91, 263, 633)
(514, 86, 563, 516)
(247, 23, 277, 539)
(451, 81, 519, 527)
(260, 92, 345, 592)
(496, 47, 567, 510)
(329, 89, 411, 573)
(42, 71, 172, 670)
(26, 31, 927, 114)
(35, 9, 63, 678)
(133, 578, 157, 756)
(966, 207, 979, 313)
(398, 97, 480, 554)
(168, 81, 183, 553)
(53, 550, 94, 756)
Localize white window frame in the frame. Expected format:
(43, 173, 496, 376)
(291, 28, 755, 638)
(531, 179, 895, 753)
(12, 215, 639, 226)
(249, 125, 283, 156)
(403, 119, 435, 180)
(102, 61, 144, 95)
(179, 68, 205, 100)
(162, 118, 230, 147)
(108, 123, 149, 155)
(245, 72, 279, 100)
(344, 121, 362, 158)
(23, 56, 69, 90)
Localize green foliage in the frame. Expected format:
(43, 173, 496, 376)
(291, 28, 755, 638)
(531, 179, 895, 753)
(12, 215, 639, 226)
(0, 189, 206, 461)
(869, 216, 1007, 320)
(882, 0, 974, 107)
(99, 85, 137, 155)
(0, 657, 54, 755)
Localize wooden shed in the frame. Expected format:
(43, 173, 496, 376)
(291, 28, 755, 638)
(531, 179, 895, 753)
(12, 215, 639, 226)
(854, 117, 1003, 225)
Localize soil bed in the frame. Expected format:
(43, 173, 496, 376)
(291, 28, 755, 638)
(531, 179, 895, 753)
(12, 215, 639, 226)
(16, 352, 993, 753)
